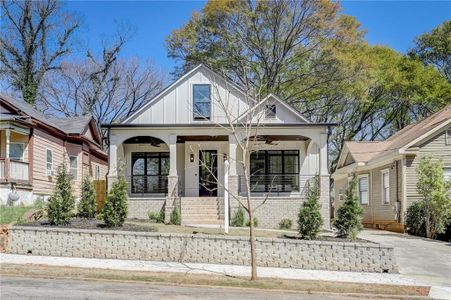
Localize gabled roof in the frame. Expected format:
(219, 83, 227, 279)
(0, 93, 102, 146)
(338, 105, 451, 167)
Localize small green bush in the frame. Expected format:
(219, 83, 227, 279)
(148, 210, 164, 223)
(103, 175, 128, 227)
(170, 207, 181, 225)
(405, 201, 426, 237)
(231, 206, 245, 227)
(246, 216, 258, 227)
(78, 176, 96, 218)
(47, 165, 75, 225)
(333, 175, 363, 240)
(279, 218, 293, 230)
(298, 176, 323, 240)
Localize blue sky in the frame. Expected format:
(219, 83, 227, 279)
(66, 1, 451, 74)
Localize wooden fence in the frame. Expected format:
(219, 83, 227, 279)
(93, 180, 106, 213)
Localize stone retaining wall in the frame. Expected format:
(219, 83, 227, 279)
(8, 226, 397, 273)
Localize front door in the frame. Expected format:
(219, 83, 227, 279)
(199, 150, 218, 197)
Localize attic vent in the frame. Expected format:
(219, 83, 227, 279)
(265, 105, 276, 118)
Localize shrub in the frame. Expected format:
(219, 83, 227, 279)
(47, 165, 75, 225)
(148, 210, 164, 223)
(231, 206, 245, 227)
(102, 175, 128, 227)
(279, 218, 293, 230)
(78, 176, 96, 218)
(298, 176, 323, 240)
(246, 216, 258, 227)
(405, 201, 426, 237)
(170, 207, 181, 225)
(333, 175, 363, 240)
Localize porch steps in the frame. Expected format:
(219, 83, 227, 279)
(181, 197, 224, 226)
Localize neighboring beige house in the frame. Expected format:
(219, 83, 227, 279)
(332, 106, 451, 232)
(0, 94, 108, 205)
(103, 64, 334, 228)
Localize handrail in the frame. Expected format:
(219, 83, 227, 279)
(126, 175, 168, 195)
(239, 174, 317, 195)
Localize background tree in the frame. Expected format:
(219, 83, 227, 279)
(333, 175, 363, 240)
(47, 164, 75, 225)
(167, 0, 451, 170)
(298, 176, 323, 240)
(0, 0, 79, 104)
(409, 21, 451, 82)
(416, 157, 451, 239)
(78, 176, 96, 218)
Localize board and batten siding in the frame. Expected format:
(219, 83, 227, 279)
(405, 127, 451, 207)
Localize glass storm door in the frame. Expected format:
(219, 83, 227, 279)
(198, 150, 218, 197)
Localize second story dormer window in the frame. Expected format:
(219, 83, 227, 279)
(193, 84, 211, 120)
(265, 104, 276, 118)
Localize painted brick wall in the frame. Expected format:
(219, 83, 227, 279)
(8, 226, 397, 273)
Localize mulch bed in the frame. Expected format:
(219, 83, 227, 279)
(21, 218, 158, 233)
(283, 234, 373, 243)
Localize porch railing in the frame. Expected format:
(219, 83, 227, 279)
(0, 158, 30, 182)
(127, 175, 168, 196)
(238, 174, 316, 196)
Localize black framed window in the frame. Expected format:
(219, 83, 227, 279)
(131, 152, 169, 193)
(249, 150, 299, 192)
(265, 105, 276, 118)
(193, 84, 211, 120)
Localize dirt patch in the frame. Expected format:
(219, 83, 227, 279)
(0, 225, 8, 253)
(0, 263, 430, 297)
(22, 218, 158, 233)
(283, 234, 373, 243)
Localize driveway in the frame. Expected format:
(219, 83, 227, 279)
(359, 229, 451, 287)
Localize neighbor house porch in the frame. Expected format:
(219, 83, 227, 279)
(107, 126, 330, 228)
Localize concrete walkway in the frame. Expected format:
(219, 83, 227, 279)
(359, 229, 451, 287)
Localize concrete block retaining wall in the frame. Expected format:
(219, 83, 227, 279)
(8, 226, 397, 273)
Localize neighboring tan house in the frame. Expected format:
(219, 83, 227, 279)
(332, 106, 451, 232)
(103, 64, 333, 228)
(0, 94, 108, 205)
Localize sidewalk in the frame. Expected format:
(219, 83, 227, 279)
(1, 253, 450, 299)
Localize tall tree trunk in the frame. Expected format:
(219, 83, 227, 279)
(248, 195, 257, 280)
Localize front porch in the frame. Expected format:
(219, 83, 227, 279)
(108, 128, 330, 228)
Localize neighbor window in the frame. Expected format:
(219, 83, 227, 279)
(95, 165, 101, 180)
(193, 84, 211, 120)
(444, 168, 451, 182)
(249, 150, 299, 192)
(358, 175, 369, 205)
(46, 149, 53, 176)
(265, 105, 276, 118)
(69, 156, 78, 180)
(382, 169, 390, 204)
(9, 143, 24, 161)
(338, 188, 344, 201)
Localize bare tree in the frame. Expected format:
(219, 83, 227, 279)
(189, 73, 290, 280)
(0, 0, 79, 104)
(39, 37, 166, 141)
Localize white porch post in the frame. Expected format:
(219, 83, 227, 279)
(319, 132, 330, 228)
(166, 134, 179, 223)
(227, 134, 239, 227)
(224, 160, 229, 233)
(5, 128, 10, 159)
(107, 142, 118, 191)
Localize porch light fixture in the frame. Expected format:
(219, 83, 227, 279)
(223, 153, 228, 162)
(190, 153, 195, 162)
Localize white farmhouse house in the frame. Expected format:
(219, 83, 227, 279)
(103, 64, 334, 228)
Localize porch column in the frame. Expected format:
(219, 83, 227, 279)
(166, 134, 179, 223)
(228, 134, 239, 196)
(107, 142, 118, 191)
(5, 128, 10, 181)
(319, 132, 330, 229)
(28, 130, 34, 185)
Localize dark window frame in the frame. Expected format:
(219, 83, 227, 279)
(265, 104, 276, 118)
(131, 152, 169, 194)
(193, 84, 211, 120)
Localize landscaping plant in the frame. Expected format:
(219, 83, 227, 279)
(298, 176, 323, 240)
(231, 206, 245, 227)
(170, 207, 181, 225)
(405, 201, 426, 237)
(333, 175, 363, 240)
(246, 216, 258, 228)
(47, 165, 76, 225)
(148, 210, 164, 223)
(78, 176, 97, 218)
(279, 218, 293, 230)
(416, 157, 451, 239)
(103, 173, 128, 227)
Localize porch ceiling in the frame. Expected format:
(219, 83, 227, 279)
(176, 135, 228, 142)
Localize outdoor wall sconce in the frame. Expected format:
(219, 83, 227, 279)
(223, 153, 228, 162)
(190, 153, 195, 162)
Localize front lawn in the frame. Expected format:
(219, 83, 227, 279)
(0, 204, 42, 225)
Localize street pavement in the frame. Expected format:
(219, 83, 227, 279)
(0, 276, 368, 300)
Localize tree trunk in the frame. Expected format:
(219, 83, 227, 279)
(248, 199, 257, 281)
